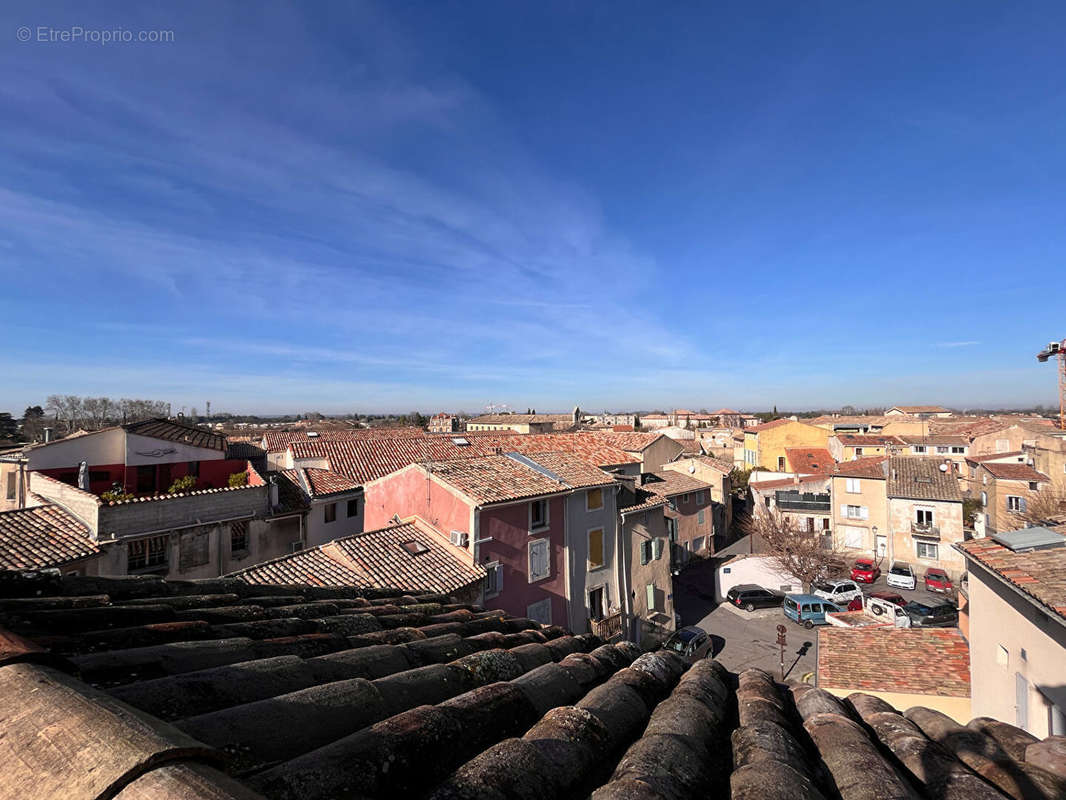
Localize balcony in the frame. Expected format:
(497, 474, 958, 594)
(589, 612, 624, 641)
(775, 491, 831, 512)
(911, 522, 940, 539)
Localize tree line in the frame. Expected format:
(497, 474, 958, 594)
(0, 396, 172, 443)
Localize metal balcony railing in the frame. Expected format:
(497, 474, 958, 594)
(775, 491, 831, 512)
(590, 612, 624, 641)
(911, 522, 940, 538)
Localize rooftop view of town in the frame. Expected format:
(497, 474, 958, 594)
(2, 2, 1066, 799)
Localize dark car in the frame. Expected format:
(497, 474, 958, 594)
(726, 584, 784, 612)
(904, 601, 959, 627)
(850, 558, 881, 584)
(661, 626, 712, 664)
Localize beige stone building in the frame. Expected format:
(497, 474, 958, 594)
(957, 529, 1066, 737)
(830, 457, 889, 560)
(618, 490, 675, 649)
(973, 461, 1052, 535)
(661, 454, 734, 542)
(886, 456, 965, 580)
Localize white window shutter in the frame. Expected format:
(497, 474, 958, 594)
(860, 506, 869, 520)
(646, 584, 656, 611)
(653, 539, 663, 559)
(839, 504, 848, 517)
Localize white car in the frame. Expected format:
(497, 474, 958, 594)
(865, 596, 911, 627)
(812, 579, 863, 605)
(886, 562, 917, 590)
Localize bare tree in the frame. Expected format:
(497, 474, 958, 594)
(742, 510, 842, 589)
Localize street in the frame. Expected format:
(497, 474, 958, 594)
(671, 556, 958, 681)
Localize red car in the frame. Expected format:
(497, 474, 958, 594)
(924, 568, 953, 593)
(850, 558, 881, 584)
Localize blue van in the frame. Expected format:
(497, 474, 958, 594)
(783, 594, 844, 629)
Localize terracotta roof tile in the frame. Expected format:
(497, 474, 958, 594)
(818, 627, 970, 696)
(0, 505, 100, 571)
(980, 463, 1050, 482)
(832, 455, 889, 479)
(887, 456, 962, 502)
(424, 452, 613, 505)
(785, 447, 836, 473)
(232, 521, 485, 595)
(957, 535, 1066, 621)
(641, 470, 712, 499)
(279, 467, 360, 498)
(123, 418, 227, 451)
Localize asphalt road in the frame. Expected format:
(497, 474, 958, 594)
(671, 558, 958, 681)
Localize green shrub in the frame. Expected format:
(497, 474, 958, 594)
(101, 489, 134, 503)
(168, 475, 197, 494)
(228, 471, 248, 488)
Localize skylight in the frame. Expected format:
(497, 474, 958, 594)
(401, 540, 430, 556)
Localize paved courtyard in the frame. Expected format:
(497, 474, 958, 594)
(671, 555, 957, 681)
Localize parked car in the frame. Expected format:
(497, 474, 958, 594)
(924, 568, 954, 593)
(812, 579, 863, 606)
(726, 584, 785, 612)
(850, 558, 881, 584)
(904, 601, 959, 627)
(869, 590, 906, 607)
(886, 562, 917, 590)
(661, 626, 712, 664)
(846, 590, 906, 612)
(783, 594, 845, 629)
(866, 596, 911, 627)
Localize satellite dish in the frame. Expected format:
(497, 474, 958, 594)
(689, 465, 696, 474)
(938, 463, 948, 472)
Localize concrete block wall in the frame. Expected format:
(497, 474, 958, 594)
(98, 485, 269, 539)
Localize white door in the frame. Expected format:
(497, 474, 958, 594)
(876, 535, 887, 557)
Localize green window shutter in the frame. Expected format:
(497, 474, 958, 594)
(646, 584, 656, 611)
(653, 538, 663, 560)
(640, 540, 650, 565)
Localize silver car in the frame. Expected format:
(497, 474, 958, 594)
(662, 626, 712, 664)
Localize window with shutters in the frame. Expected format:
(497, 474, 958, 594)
(698, 509, 705, 525)
(526, 598, 551, 625)
(230, 520, 249, 553)
(981, 491, 987, 507)
(841, 526, 864, 549)
(653, 538, 663, 560)
(530, 498, 548, 531)
(528, 538, 550, 582)
(845, 478, 861, 494)
(324, 503, 337, 523)
(588, 528, 604, 570)
(844, 504, 867, 520)
(586, 487, 603, 511)
(128, 535, 168, 571)
(4, 472, 14, 501)
(646, 583, 659, 612)
(640, 539, 653, 565)
(484, 561, 502, 598)
(1007, 495, 1026, 512)
(696, 490, 706, 504)
(913, 445, 927, 454)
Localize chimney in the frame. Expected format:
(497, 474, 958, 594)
(43, 427, 52, 443)
(268, 475, 279, 508)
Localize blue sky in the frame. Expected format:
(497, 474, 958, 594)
(1, 2, 1064, 414)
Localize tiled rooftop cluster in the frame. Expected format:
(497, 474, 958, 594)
(0, 505, 99, 570)
(231, 521, 486, 595)
(1, 572, 1064, 799)
(957, 536, 1066, 619)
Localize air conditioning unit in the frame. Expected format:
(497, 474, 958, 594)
(450, 530, 469, 547)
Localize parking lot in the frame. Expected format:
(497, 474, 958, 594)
(671, 558, 958, 681)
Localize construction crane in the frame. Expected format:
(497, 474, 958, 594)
(1036, 338, 1066, 430)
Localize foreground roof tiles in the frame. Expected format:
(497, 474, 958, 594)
(818, 627, 971, 697)
(0, 505, 100, 570)
(957, 536, 1066, 619)
(231, 521, 485, 595)
(1, 572, 1063, 800)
